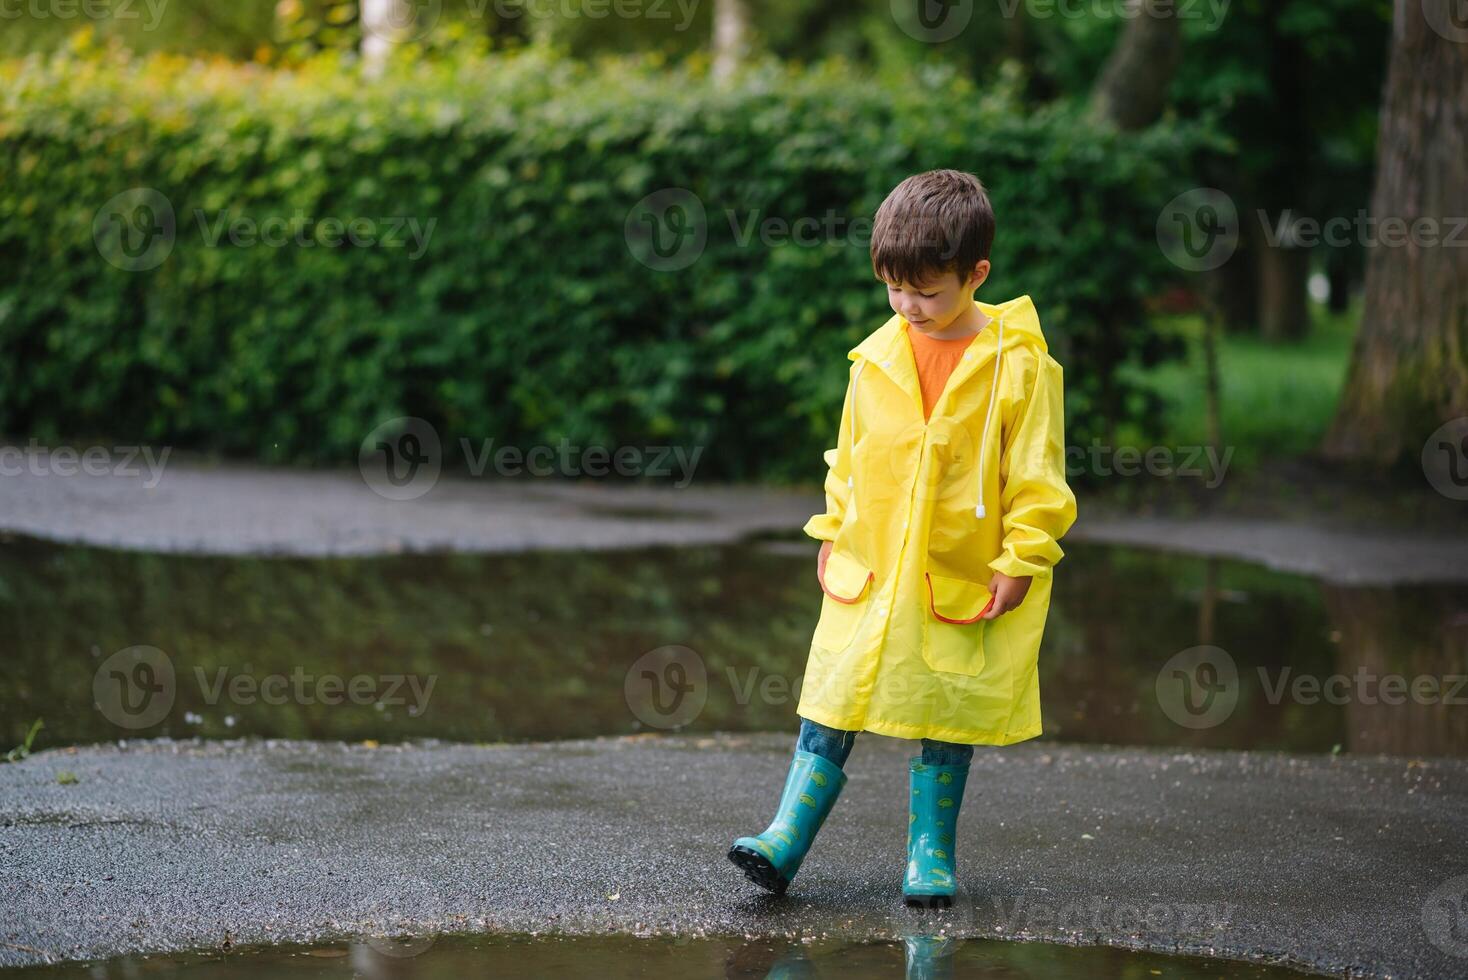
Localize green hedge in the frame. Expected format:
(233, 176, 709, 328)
(0, 33, 1221, 482)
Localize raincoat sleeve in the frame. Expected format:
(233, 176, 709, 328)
(802, 364, 855, 543)
(988, 351, 1077, 579)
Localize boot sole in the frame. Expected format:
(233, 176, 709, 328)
(727, 844, 790, 896)
(904, 893, 953, 909)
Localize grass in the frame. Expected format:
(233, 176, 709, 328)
(1121, 300, 1360, 472)
(3, 718, 43, 763)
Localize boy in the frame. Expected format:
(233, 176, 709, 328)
(728, 169, 1076, 907)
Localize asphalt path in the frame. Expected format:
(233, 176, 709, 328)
(2, 733, 1465, 976)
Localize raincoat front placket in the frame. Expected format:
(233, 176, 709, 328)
(851, 327, 1001, 696)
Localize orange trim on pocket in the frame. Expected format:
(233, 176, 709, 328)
(925, 572, 994, 624)
(820, 565, 873, 604)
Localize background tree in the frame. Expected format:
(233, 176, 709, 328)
(712, 0, 751, 82)
(1324, 0, 1468, 464)
(1089, 0, 1182, 129)
(361, 0, 404, 75)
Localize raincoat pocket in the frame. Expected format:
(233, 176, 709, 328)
(921, 571, 992, 676)
(812, 550, 874, 652)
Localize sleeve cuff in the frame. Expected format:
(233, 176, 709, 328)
(988, 549, 1057, 580)
(803, 514, 841, 542)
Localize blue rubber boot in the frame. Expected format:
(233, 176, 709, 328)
(728, 749, 847, 895)
(903, 757, 970, 908)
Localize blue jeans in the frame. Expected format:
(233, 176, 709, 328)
(797, 717, 974, 769)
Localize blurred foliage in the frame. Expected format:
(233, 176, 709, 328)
(1126, 301, 1359, 469)
(0, 34, 1220, 478)
(0, 0, 278, 60)
(275, 0, 360, 59)
(0, 1, 1385, 245)
(1171, 0, 1391, 317)
(0, 0, 530, 61)
(0, 2, 1388, 469)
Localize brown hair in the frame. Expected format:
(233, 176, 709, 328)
(870, 169, 995, 288)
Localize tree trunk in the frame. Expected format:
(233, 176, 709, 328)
(1323, 1, 1468, 464)
(1202, 303, 1224, 454)
(711, 0, 750, 85)
(360, 0, 405, 77)
(1089, 0, 1182, 130)
(1254, 15, 1312, 340)
(1325, 246, 1356, 314)
(1213, 210, 1259, 333)
(1257, 231, 1312, 340)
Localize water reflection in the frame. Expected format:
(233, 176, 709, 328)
(0, 931, 1317, 979)
(743, 933, 963, 980)
(1, 533, 1463, 757)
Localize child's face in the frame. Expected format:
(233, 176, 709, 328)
(881, 261, 990, 334)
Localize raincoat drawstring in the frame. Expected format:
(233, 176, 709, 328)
(846, 360, 866, 520)
(974, 315, 1005, 520)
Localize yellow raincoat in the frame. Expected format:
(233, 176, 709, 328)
(797, 295, 1076, 745)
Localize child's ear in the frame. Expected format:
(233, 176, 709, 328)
(968, 260, 991, 290)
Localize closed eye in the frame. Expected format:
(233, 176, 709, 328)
(885, 284, 939, 299)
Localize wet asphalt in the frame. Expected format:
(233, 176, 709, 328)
(2, 733, 1465, 977)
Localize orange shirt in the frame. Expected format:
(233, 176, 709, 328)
(905, 322, 980, 421)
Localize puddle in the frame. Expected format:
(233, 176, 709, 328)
(1, 534, 1463, 756)
(1, 931, 1319, 979)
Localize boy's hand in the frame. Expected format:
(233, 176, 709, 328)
(817, 540, 833, 587)
(983, 572, 1032, 619)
